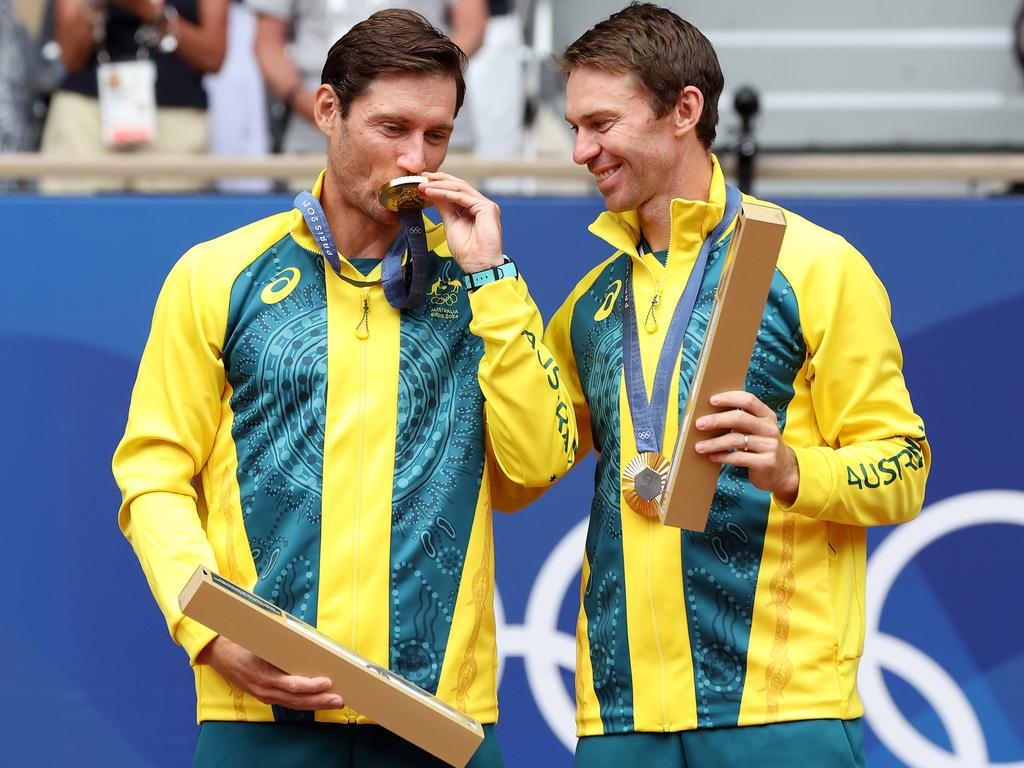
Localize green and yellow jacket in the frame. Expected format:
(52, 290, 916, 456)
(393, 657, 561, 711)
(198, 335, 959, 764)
(113, 172, 576, 725)
(541, 156, 929, 736)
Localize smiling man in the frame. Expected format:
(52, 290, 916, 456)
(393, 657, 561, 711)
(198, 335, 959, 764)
(113, 10, 574, 766)
(536, 4, 930, 767)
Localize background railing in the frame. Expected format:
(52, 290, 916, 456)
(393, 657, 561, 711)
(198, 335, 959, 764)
(2, 152, 1024, 187)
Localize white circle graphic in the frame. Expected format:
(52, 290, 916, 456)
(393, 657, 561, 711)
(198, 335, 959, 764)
(861, 490, 1024, 768)
(495, 517, 586, 751)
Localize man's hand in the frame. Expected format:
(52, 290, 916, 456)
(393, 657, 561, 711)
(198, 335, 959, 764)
(693, 390, 800, 506)
(195, 635, 345, 710)
(419, 172, 504, 274)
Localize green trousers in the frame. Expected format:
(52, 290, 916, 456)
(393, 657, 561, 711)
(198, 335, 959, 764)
(575, 718, 866, 768)
(194, 721, 503, 768)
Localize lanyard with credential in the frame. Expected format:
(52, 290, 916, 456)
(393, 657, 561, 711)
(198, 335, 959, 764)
(293, 191, 430, 309)
(620, 184, 743, 517)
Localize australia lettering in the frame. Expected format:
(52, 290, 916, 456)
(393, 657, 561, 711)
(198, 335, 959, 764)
(846, 436, 926, 490)
(556, 400, 577, 463)
(521, 330, 576, 463)
(521, 329, 562, 390)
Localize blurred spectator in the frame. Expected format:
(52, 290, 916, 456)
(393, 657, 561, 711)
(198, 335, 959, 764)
(40, 0, 228, 193)
(466, 0, 521, 160)
(248, 0, 486, 155)
(204, 0, 271, 192)
(1016, 1, 1024, 72)
(0, 0, 31, 155)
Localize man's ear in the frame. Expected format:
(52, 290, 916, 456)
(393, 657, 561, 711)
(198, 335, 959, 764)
(313, 84, 340, 137)
(672, 85, 705, 138)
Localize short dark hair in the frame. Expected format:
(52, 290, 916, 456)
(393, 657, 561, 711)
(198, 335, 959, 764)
(321, 9, 467, 118)
(560, 2, 724, 149)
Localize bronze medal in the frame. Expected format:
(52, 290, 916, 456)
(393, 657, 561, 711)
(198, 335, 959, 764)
(622, 452, 670, 518)
(378, 176, 432, 211)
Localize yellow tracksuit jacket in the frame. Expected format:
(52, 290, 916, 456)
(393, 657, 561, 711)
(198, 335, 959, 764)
(113, 172, 576, 725)
(540, 156, 929, 735)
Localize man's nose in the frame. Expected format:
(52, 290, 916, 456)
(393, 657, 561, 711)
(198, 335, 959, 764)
(398, 134, 427, 176)
(572, 131, 599, 167)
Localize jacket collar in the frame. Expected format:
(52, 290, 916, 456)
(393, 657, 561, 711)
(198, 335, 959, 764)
(586, 154, 732, 262)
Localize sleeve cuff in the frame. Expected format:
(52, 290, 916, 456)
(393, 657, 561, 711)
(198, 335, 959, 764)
(774, 445, 834, 518)
(175, 615, 221, 666)
(467, 275, 528, 328)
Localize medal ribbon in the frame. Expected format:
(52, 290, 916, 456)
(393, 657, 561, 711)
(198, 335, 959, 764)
(294, 191, 430, 309)
(381, 209, 430, 309)
(622, 184, 743, 455)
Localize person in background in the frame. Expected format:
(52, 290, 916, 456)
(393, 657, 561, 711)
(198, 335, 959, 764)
(249, 0, 487, 156)
(0, 0, 31, 158)
(204, 0, 271, 193)
(529, 4, 930, 767)
(113, 9, 574, 765)
(40, 0, 228, 193)
(466, 0, 522, 161)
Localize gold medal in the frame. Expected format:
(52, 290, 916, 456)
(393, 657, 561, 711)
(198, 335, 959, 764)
(378, 176, 432, 211)
(622, 452, 670, 518)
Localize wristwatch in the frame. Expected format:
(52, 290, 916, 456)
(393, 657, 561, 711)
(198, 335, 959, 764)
(461, 257, 518, 292)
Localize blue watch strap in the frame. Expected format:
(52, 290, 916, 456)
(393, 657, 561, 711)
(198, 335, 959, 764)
(461, 257, 518, 292)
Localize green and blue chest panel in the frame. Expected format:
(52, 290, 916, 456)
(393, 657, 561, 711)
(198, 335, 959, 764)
(221, 241, 485, 699)
(389, 256, 486, 692)
(222, 240, 328, 625)
(570, 238, 805, 730)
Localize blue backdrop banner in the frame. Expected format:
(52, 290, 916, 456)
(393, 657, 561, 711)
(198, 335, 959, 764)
(0, 192, 1021, 767)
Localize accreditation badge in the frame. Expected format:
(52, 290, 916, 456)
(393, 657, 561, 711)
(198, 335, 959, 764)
(97, 59, 157, 147)
(622, 451, 670, 518)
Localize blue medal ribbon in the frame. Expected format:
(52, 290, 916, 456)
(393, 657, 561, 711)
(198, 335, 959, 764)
(293, 191, 431, 309)
(294, 191, 341, 275)
(381, 209, 430, 309)
(622, 185, 743, 455)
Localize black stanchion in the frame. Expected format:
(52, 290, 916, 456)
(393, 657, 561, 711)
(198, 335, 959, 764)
(734, 85, 760, 195)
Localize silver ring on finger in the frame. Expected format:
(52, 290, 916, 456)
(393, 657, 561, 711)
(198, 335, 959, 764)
(743, 434, 750, 452)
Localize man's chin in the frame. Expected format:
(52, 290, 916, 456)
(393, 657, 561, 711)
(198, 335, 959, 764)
(602, 194, 633, 214)
(370, 203, 400, 225)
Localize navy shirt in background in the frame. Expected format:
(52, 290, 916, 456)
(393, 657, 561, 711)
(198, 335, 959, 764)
(62, 0, 206, 110)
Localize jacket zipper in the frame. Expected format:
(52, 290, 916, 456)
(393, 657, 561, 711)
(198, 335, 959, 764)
(651, 219, 674, 727)
(647, 524, 669, 727)
(349, 287, 370, 724)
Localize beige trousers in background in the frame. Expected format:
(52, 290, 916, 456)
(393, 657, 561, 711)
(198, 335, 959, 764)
(40, 90, 209, 194)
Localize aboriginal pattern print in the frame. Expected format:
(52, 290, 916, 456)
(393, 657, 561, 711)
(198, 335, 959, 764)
(390, 256, 487, 695)
(223, 238, 328, 625)
(571, 256, 635, 732)
(674, 244, 804, 727)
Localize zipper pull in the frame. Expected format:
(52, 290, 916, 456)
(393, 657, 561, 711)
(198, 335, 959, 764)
(644, 292, 660, 333)
(355, 287, 370, 340)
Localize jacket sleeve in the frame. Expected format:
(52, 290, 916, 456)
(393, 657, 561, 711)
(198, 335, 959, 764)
(779, 238, 930, 526)
(111, 247, 226, 663)
(485, 287, 595, 512)
(467, 272, 578, 503)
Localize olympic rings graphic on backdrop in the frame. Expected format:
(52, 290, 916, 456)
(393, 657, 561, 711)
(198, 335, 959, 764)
(494, 491, 1024, 763)
(861, 490, 1024, 768)
(494, 518, 586, 751)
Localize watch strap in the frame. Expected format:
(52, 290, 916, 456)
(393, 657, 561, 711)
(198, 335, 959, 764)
(461, 257, 518, 292)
